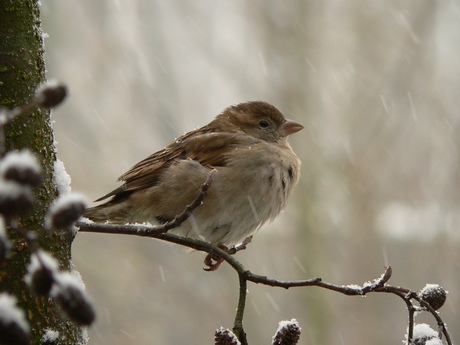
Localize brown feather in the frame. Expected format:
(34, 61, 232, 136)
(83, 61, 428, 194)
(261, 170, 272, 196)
(86, 101, 303, 248)
(95, 119, 257, 201)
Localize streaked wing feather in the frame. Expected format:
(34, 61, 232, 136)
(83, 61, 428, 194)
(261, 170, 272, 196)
(96, 130, 256, 201)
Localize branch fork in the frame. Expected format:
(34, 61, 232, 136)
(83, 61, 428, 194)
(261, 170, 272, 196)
(77, 172, 452, 345)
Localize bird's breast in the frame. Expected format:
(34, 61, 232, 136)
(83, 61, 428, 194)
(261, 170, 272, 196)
(195, 142, 300, 244)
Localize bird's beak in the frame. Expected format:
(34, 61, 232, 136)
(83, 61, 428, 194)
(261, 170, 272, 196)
(281, 119, 304, 136)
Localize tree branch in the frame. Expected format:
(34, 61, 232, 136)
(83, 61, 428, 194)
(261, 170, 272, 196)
(77, 172, 452, 345)
(78, 218, 453, 345)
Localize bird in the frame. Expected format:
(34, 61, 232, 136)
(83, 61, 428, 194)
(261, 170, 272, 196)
(84, 101, 303, 270)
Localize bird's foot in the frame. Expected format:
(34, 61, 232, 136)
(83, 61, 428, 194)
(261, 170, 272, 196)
(203, 245, 228, 271)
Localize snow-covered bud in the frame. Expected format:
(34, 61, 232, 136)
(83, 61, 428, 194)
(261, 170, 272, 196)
(272, 319, 301, 345)
(0, 293, 30, 345)
(25, 251, 59, 296)
(35, 80, 67, 109)
(0, 182, 33, 218)
(0, 151, 42, 187)
(46, 193, 87, 230)
(419, 284, 447, 311)
(0, 217, 10, 264)
(407, 323, 442, 345)
(52, 272, 95, 326)
(214, 327, 241, 345)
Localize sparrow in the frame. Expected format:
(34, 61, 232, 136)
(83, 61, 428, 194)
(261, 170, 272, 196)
(84, 101, 303, 270)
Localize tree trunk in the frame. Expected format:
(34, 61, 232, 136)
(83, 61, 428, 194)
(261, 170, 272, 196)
(0, 1, 85, 343)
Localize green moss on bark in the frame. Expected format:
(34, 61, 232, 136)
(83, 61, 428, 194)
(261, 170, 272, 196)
(0, 1, 84, 344)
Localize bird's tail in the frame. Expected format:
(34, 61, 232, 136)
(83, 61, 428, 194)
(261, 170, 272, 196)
(83, 198, 132, 224)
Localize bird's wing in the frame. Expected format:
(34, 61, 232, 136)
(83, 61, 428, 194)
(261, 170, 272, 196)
(95, 130, 256, 201)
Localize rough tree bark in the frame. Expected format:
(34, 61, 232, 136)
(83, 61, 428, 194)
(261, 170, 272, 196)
(0, 1, 85, 344)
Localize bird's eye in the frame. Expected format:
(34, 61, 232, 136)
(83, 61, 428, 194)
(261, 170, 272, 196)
(259, 120, 270, 129)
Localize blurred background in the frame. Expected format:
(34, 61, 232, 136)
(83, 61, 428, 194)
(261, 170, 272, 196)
(41, 1, 459, 344)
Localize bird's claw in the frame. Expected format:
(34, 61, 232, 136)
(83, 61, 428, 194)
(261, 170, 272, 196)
(203, 245, 228, 271)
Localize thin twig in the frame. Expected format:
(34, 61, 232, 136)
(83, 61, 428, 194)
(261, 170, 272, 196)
(78, 219, 455, 345)
(413, 293, 452, 344)
(233, 274, 248, 345)
(79, 218, 456, 345)
(79, 220, 456, 345)
(77, 173, 452, 345)
(228, 236, 252, 255)
(78, 169, 216, 236)
(150, 169, 216, 234)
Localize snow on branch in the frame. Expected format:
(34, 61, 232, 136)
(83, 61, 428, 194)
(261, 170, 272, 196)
(77, 173, 453, 345)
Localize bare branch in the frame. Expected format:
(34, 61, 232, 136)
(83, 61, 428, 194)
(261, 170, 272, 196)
(228, 236, 252, 255)
(78, 218, 456, 345)
(77, 171, 452, 345)
(78, 169, 216, 237)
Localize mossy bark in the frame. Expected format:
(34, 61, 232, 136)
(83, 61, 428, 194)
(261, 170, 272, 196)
(0, 1, 85, 344)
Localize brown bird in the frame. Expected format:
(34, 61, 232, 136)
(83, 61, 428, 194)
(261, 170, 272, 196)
(84, 101, 303, 270)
